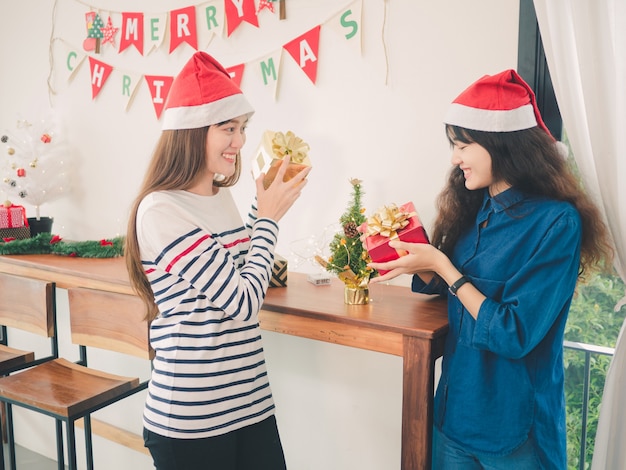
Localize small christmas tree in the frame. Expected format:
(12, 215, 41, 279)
(316, 178, 375, 287)
(1, 112, 70, 220)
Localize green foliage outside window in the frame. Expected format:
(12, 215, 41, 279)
(559, 133, 626, 469)
(565, 261, 626, 469)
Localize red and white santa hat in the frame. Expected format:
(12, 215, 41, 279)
(444, 69, 554, 139)
(162, 52, 254, 130)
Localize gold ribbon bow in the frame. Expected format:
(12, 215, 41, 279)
(365, 204, 415, 239)
(272, 131, 309, 163)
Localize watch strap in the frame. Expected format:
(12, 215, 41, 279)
(448, 275, 469, 296)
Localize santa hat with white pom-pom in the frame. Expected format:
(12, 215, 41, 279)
(444, 69, 568, 156)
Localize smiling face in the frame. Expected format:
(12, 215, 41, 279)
(205, 115, 248, 180)
(450, 139, 510, 196)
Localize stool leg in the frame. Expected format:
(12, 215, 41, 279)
(55, 419, 64, 470)
(5, 405, 16, 470)
(66, 422, 77, 470)
(0, 408, 5, 470)
(84, 414, 94, 470)
(1, 402, 6, 444)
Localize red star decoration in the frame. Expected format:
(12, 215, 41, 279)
(258, 0, 274, 13)
(100, 16, 119, 47)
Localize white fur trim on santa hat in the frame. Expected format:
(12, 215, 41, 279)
(444, 102, 538, 132)
(162, 93, 254, 130)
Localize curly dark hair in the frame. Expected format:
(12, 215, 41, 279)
(430, 125, 613, 279)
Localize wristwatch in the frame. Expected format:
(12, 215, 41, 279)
(448, 275, 469, 296)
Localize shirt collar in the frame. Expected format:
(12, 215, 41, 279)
(483, 187, 526, 214)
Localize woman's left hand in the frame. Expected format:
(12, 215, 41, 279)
(368, 240, 447, 283)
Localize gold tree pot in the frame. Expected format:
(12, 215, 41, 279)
(344, 286, 369, 305)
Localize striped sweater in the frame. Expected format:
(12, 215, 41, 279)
(136, 189, 278, 438)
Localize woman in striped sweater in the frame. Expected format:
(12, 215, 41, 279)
(125, 52, 310, 470)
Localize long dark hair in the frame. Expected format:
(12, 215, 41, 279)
(431, 125, 613, 278)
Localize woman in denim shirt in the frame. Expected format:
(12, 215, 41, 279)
(369, 70, 613, 469)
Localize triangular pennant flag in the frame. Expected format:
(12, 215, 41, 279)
(255, 50, 282, 101)
(283, 25, 321, 84)
(198, 1, 224, 49)
(146, 13, 168, 55)
(144, 75, 174, 119)
(225, 64, 245, 88)
(120, 71, 143, 111)
(66, 50, 87, 83)
(119, 12, 144, 55)
(169, 6, 198, 53)
(88, 57, 113, 99)
(326, 0, 363, 56)
(224, 0, 259, 37)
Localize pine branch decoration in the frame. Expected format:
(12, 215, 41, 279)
(0, 233, 125, 258)
(316, 178, 375, 286)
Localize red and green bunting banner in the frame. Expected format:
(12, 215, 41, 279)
(57, 0, 363, 119)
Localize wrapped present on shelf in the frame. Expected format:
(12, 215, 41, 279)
(252, 130, 311, 189)
(269, 253, 288, 288)
(360, 202, 429, 275)
(0, 201, 28, 228)
(0, 226, 31, 240)
(0, 201, 30, 240)
(0, 201, 30, 242)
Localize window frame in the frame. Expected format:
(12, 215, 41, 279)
(517, 0, 562, 140)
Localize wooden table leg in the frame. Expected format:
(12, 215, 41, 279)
(401, 335, 435, 470)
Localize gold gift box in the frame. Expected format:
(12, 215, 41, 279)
(269, 253, 288, 288)
(252, 130, 311, 189)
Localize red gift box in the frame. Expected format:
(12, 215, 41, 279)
(0, 203, 28, 229)
(362, 202, 428, 275)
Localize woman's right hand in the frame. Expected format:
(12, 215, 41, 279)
(255, 155, 311, 222)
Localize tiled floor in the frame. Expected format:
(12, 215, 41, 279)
(2, 444, 58, 469)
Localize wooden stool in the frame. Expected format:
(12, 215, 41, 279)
(0, 287, 153, 470)
(0, 273, 58, 458)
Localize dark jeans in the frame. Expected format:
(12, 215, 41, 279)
(432, 426, 541, 469)
(144, 415, 287, 470)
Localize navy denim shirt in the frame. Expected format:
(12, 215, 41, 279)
(412, 187, 581, 470)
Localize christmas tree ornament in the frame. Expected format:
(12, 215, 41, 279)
(257, 0, 275, 13)
(100, 16, 119, 47)
(86, 12, 105, 53)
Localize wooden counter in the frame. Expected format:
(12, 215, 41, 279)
(0, 254, 448, 469)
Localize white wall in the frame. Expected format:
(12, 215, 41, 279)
(0, 1, 519, 468)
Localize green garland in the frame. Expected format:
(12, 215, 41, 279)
(0, 233, 125, 258)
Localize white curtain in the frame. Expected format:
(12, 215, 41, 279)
(533, 1, 626, 468)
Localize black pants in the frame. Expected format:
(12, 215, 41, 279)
(143, 415, 287, 470)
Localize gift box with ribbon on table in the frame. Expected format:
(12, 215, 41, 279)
(360, 202, 429, 276)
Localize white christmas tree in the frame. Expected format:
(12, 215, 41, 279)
(1, 112, 70, 220)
